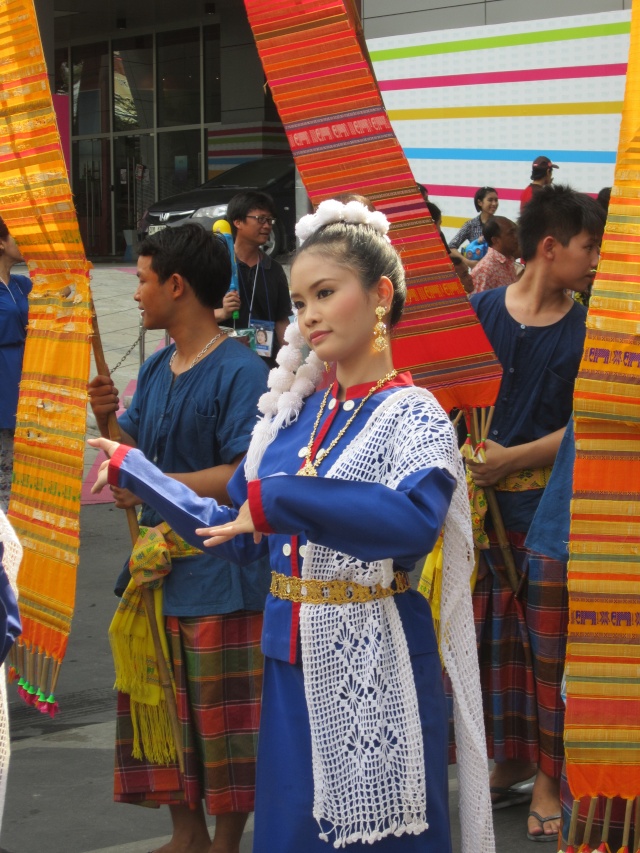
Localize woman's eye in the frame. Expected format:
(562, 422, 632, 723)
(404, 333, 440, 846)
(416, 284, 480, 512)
(293, 301, 304, 311)
(317, 289, 333, 299)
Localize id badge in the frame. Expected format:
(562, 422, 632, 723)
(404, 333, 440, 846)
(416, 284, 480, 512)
(250, 318, 275, 358)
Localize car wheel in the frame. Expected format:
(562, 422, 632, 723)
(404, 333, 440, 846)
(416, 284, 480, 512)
(264, 219, 286, 257)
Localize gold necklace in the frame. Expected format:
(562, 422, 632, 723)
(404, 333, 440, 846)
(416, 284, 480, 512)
(169, 330, 227, 371)
(297, 369, 398, 477)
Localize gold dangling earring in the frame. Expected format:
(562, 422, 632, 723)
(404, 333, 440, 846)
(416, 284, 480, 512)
(373, 305, 389, 352)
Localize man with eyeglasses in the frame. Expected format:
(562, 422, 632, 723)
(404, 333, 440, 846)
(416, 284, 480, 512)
(216, 191, 291, 368)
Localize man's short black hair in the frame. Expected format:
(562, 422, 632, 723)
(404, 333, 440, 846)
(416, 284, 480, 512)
(518, 184, 606, 263)
(481, 216, 500, 247)
(227, 191, 277, 238)
(137, 222, 231, 309)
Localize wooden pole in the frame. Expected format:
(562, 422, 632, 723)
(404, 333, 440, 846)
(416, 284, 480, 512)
(470, 409, 520, 594)
(91, 305, 184, 774)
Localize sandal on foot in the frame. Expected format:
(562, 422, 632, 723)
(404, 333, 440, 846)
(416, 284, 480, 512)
(527, 810, 561, 842)
(491, 785, 532, 810)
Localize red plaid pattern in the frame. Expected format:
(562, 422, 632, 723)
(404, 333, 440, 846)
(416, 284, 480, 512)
(114, 610, 263, 815)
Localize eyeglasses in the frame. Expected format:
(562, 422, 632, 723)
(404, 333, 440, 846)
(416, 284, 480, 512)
(246, 215, 276, 225)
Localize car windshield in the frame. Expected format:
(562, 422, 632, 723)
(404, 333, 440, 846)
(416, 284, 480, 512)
(202, 158, 292, 189)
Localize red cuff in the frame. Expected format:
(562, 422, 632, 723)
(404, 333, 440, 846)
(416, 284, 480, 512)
(107, 444, 132, 488)
(247, 479, 275, 534)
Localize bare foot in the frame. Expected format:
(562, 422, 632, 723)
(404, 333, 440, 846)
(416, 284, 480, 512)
(527, 769, 561, 839)
(152, 804, 211, 853)
(151, 839, 210, 853)
(490, 758, 537, 801)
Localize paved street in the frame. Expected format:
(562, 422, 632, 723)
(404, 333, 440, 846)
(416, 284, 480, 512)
(3, 262, 532, 853)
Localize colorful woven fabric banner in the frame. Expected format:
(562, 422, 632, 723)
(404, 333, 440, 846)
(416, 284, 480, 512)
(565, 0, 640, 800)
(0, 0, 92, 711)
(243, 0, 501, 411)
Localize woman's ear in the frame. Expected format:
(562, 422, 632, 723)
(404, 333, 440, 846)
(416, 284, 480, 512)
(375, 275, 394, 311)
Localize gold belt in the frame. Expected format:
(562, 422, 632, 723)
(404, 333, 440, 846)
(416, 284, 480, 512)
(269, 570, 411, 605)
(494, 465, 553, 493)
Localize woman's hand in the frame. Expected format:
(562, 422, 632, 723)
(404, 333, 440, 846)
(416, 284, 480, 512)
(91, 458, 111, 494)
(467, 440, 515, 487)
(195, 500, 262, 547)
(88, 437, 123, 496)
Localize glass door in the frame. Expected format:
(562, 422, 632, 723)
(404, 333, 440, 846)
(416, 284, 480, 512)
(113, 134, 156, 258)
(72, 138, 112, 257)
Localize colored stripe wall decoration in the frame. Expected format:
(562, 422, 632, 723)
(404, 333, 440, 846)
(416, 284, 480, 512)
(244, 0, 501, 412)
(206, 121, 289, 177)
(367, 11, 631, 240)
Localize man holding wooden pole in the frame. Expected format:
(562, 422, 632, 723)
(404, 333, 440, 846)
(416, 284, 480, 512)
(88, 223, 271, 853)
(466, 185, 605, 843)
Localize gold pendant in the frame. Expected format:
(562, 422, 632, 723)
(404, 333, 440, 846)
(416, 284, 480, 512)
(297, 460, 318, 477)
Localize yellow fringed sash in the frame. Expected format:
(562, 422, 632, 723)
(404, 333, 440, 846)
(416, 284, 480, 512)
(108, 523, 201, 765)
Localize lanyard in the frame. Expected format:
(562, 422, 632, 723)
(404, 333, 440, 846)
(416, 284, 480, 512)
(239, 259, 271, 324)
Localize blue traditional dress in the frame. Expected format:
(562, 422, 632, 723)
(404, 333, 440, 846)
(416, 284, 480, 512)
(108, 372, 488, 852)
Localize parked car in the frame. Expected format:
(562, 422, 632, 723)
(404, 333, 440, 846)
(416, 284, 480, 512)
(139, 156, 297, 256)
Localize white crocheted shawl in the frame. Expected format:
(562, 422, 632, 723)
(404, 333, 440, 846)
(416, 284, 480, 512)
(259, 385, 494, 851)
(0, 509, 22, 830)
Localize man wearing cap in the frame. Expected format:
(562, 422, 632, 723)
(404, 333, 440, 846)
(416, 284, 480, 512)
(520, 156, 559, 210)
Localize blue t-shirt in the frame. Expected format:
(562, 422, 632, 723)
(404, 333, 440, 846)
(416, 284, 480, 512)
(118, 336, 271, 616)
(470, 286, 586, 531)
(0, 273, 32, 430)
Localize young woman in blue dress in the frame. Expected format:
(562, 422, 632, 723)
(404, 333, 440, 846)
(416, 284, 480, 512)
(90, 199, 494, 853)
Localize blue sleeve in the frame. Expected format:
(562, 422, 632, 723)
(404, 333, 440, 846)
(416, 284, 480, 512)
(254, 467, 456, 567)
(214, 355, 267, 462)
(115, 448, 268, 565)
(117, 372, 144, 444)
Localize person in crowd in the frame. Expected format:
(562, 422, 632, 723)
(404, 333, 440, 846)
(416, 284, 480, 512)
(417, 183, 429, 203)
(471, 216, 520, 293)
(448, 187, 499, 265)
(596, 186, 611, 213)
(215, 191, 291, 368)
(90, 199, 494, 853)
(0, 217, 31, 513)
(426, 200, 450, 252)
(466, 185, 605, 842)
(88, 223, 271, 853)
(451, 253, 474, 294)
(520, 156, 559, 211)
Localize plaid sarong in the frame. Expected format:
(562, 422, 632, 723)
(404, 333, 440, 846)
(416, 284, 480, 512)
(471, 530, 537, 765)
(527, 551, 568, 779)
(460, 532, 567, 777)
(114, 610, 263, 815)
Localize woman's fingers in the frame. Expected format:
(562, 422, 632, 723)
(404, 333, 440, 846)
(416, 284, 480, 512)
(88, 436, 121, 458)
(91, 460, 111, 494)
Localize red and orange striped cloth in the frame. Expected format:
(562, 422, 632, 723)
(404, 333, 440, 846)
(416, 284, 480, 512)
(566, 0, 640, 804)
(0, 0, 92, 712)
(243, 0, 501, 411)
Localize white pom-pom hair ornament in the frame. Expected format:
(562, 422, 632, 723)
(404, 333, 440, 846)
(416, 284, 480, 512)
(295, 199, 390, 246)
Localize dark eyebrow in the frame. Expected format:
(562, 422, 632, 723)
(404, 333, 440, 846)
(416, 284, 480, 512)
(290, 277, 333, 300)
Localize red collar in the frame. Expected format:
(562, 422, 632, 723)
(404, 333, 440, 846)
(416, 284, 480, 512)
(331, 370, 413, 401)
